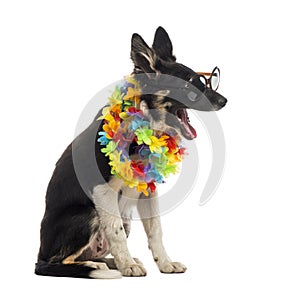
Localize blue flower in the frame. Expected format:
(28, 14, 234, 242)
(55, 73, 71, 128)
(97, 131, 109, 145)
(129, 116, 150, 131)
(145, 165, 164, 183)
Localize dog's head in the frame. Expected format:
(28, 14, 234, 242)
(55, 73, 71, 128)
(130, 26, 227, 140)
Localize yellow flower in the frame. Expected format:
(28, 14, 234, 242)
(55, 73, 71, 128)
(97, 106, 111, 121)
(119, 158, 134, 182)
(149, 135, 168, 153)
(149, 136, 162, 153)
(108, 150, 121, 173)
(126, 76, 139, 87)
(108, 86, 124, 105)
(119, 112, 129, 120)
(124, 178, 139, 189)
(158, 135, 169, 145)
(136, 181, 149, 196)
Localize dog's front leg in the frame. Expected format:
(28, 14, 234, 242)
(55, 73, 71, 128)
(137, 192, 187, 273)
(92, 182, 146, 277)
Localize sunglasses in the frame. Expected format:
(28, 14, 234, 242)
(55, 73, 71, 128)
(196, 66, 220, 91)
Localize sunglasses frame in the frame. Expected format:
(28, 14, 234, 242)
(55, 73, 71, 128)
(196, 66, 220, 91)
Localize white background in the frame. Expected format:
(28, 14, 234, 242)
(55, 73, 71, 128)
(1, 0, 299, 291)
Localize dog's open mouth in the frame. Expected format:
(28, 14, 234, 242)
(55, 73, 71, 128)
(176, 109, 197, 140)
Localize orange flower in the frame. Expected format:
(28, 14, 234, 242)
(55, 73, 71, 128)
(103, 119, 120, 138)
(124, 87, 141, 106)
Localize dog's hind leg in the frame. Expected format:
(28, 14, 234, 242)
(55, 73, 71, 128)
(35, 259, 121, 279)
(36, 205, 121, 279)
(137, 192, 187, 273)
(61, 246, 121, 279)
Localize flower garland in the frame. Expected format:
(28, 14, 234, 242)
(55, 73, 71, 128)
(97, 76, 186, 196)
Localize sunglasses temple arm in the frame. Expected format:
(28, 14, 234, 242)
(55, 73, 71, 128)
(196, 72, 211, 76)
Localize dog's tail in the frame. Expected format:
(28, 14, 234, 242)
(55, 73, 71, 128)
(35, 260, 121, 279)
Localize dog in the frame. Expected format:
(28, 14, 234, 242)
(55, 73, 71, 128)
(35, 26, 227, 279)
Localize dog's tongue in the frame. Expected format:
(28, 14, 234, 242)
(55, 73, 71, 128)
(177, 109, 197, 139)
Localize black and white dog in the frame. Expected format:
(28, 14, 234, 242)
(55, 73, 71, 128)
(35, 27, 227, 279)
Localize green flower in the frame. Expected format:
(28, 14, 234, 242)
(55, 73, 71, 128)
(101, 141, 118, 156)
(135, 127, 153, 145)
(162, 164, 177, 177)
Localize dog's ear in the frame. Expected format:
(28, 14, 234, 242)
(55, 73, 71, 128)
(152, 26, 176, 62)
(131, 33, 157, 73)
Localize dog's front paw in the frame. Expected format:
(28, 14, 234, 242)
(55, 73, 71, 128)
(159, 261, 187, 273)
(120, 263, 147, 277)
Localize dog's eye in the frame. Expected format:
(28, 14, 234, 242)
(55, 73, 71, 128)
(164, 102, 172, 110)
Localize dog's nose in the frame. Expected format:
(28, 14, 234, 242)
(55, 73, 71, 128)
(218, 97, 227, 107)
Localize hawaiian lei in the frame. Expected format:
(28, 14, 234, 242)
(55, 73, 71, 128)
(97, 76, 186, 196)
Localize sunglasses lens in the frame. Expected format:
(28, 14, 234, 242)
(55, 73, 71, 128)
(211, 68, 220, 90)
(199, 75, 207, 86)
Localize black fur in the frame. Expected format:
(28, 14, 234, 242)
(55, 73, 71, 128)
(35, 26, 227, 278)
(35, 260, 95, 278)
(36, 120, 109, 278)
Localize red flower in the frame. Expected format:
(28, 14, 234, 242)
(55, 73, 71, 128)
(128, 107, 142, 114)
(131, 160, 145, 177)
(107, 130, 114, 138)
(166, 136, 178, 153)
(177, 147, 186, 155)
(147, 181, 156, 193)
